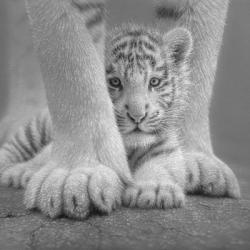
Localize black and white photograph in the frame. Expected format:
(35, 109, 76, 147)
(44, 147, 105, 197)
(0, 0, 249, 249)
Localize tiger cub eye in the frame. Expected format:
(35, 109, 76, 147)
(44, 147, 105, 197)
(149, 77, 161, 88)
(108, 77, 122, 89)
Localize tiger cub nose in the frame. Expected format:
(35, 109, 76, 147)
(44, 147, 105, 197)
(127, 112, 148, 124)
(125, 104, 149, 124)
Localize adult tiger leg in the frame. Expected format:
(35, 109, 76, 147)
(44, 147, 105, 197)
(154, 0, 240, 198)
(24, 0, 132, 219)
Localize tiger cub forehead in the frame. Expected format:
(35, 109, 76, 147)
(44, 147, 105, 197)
(107, 23, 164, 48)
(105, 24, 167, 75)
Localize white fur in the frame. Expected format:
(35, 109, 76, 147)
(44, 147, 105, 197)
(123, 149, 186, 209)
(153, 0, 240, 198)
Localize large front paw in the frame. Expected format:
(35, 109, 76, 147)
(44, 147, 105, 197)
(122, 181, 185, 209)
(186, 152, 241, 198)
(24, 162, 122, 219)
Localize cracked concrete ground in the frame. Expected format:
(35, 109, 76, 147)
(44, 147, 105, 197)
(0, 163, 250, 250)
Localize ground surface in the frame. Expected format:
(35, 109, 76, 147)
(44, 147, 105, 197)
(0, 163, 250, 250)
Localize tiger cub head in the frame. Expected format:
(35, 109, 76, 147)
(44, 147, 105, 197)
(105, 24, 193, 148)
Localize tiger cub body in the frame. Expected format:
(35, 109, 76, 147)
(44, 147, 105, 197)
(0, 24, 193, 208)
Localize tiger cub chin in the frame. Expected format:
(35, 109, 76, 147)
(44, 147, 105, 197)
(0, 24, 193, 209)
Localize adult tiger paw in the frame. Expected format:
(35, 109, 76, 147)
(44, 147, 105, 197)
(185, 152, 241, 198)
(24, 162, 123, 219)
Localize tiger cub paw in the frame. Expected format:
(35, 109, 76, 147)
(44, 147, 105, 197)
(24, 162, 122, 219)
(186, 152, 241, 198)
(122, 181, 185, 209)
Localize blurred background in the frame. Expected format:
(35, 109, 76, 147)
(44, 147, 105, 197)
(0, 0, 249, 177)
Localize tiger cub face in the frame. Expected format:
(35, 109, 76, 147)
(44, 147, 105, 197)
(105, 25, 193, 148)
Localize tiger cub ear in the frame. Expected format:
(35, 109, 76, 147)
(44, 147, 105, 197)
(163, 27, 193, 65)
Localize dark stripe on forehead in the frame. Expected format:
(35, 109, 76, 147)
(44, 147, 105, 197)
(129, 39, 137, 49)
(142, 41, 156, 52)
(112, 41, 128, 55)
(127, 53, 135, 63)
(145, 33, 161, 45)
(115, 52, 156, 74)
(133, 54, 149, 64)
(112, 29, 161, 46)
(135, 60, 146, 72)
(124, 63, 134, 79)
(130, 54, 146, 72)
(126, 30, 160, 45)
(143, 54, 156, 68)
(124, 62, 145, 79)
(136, 41, 157, 58)
(114, 52, 127, 62)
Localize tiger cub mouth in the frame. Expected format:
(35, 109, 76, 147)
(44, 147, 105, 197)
(131, 126, 142, 133)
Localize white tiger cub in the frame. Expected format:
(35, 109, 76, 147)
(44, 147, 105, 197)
(107, 25, 192, 208)
(0, 24, 239, 209)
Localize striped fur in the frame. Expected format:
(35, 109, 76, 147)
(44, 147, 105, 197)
(0, 110, 51, 174)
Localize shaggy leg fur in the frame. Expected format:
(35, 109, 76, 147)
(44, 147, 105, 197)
(24, 0, 132, 219)
(154, 0, 240, 197)
(185, 152, 240, 198)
